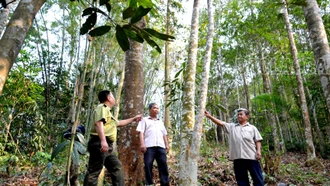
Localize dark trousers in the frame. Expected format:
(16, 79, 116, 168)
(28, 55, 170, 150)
(144, 147, 169, 186)
(84, 136, 125, 186)
(233, 159, 264, 186)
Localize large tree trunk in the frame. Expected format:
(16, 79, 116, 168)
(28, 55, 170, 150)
(178, 0, 199, 184)
(303, 0, 330, 114)
(0, 0, 46, 94)
(282, 0, 316, 161)
(118, 18, 145, 185)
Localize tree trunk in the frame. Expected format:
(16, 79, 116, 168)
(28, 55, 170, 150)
(164, 0, 173, 157)
(0, 0, 15, 36)
(189, 0, 214, 184)
(303, 0, 330, 114)
(118, 18, 145, 185)
(0, 0, 46, 94)
(178, 0, 199, 184)
(283, 0, 316, 161)
(257, 43, 281, 154)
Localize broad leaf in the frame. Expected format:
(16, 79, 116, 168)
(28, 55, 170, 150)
(82, 7, 94, 17)
(99, 0, 109, 6)
(115, 25, 130, 51)
(89, 25, 111, 37)
(74, 141, 87, 155)
(124, 28, 144, 43)
(144, 37, 161, 53)
(80, 12, 97, 35)
(76, 132, 86, 146)
(123, 7, 135, 20)
(105, 3, 111, 13)
(130, 6, 151, 24)
(51, 141, 69, 161)
(144, 28, 175, 41)
(72, 145, 80, 165)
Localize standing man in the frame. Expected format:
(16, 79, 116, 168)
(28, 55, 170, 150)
(136, 103, 170, 186)
(204, 108, 264, 186)
(84, 90, 142, 186)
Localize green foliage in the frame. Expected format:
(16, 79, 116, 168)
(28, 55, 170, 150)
(72, 0, 175, 53)
(285, 139, 306, 153)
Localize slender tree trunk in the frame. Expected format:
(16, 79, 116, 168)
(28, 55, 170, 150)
(282, 0, 316, 161)
(303, 0, 330, 114)
(164, 0, 173, 157)
(178, 0, 199, 184)
(0, 0, 46, 93)
(119, 18, 145, 185)
(257, 43, 281, 154)
(114, 59, 126, 119)
(188, 0, 214, 184)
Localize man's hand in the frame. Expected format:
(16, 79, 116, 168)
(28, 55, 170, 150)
(100, 140, 109, 152)
(256, 151, 262, 160)
(140, 145, 147, 153)
(204, 110, 211, 118)
(133, 114, 143, 122)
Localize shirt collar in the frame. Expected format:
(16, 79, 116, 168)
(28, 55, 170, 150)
(235, 122, 250, 126)
(148, 116, 159, 120)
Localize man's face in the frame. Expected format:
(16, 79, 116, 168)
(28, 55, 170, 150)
(237, 111, 248, 123)
(150, 104, 159, 115)
(108, 93, 116, 106)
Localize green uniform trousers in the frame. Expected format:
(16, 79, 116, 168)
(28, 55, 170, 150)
(84, 135, 125, 186)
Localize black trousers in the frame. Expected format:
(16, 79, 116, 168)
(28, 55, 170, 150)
(84, 135, 125, 186)
(144, 147, 169, 186)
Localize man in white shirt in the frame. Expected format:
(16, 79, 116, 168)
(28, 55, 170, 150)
(136, 103, 169, 186)
(205, 108, 264, 186)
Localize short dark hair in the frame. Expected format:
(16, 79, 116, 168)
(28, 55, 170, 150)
(148, 103, 157, 109)
(237, 108, 250, 116)
(98, 90, 111, 103)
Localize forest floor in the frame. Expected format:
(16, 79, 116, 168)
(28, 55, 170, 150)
(1, 147, 330, 186)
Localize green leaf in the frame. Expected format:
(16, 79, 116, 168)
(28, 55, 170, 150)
(74, 141, 87, 155)
(51, 141, 70, 161)
(82, 7, 94, 17)
(144, 28, 175, 41)
(89, 25, 111, 37)
(115, 25, 130, 51)
(145, 37, 161, 53)
(105, 3, 111, 13)
(76, 132, 86, 145)
(123, 7, 136, 20)
(80, 12, 97, 35)
(72, 145, 80, 165)
(99, 0, 109, 6)
(124, 28, 144, 43)
(130, 6, 152, 24)
(137, 30, 161, 53)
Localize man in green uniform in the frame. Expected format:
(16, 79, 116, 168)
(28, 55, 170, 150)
(84, 90, 142, 186)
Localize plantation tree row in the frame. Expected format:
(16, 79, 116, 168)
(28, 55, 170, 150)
(0, 0, 330, 184)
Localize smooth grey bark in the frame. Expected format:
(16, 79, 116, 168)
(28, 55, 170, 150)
(0, 0, 46, 93)
(189, 0, 214, 184)
(303, 0, 330, 114)
(282, 0, 316, 161)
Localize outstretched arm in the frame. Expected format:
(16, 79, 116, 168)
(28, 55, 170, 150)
(118, 114, 142, 127)
(204, 110, 225, 126)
